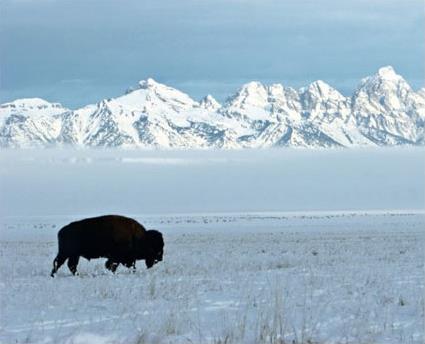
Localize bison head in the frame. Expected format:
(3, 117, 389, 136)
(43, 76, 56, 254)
(143, 229, 164, 269)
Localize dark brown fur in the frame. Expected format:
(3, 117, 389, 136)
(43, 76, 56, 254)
(50, 215, 164, 277)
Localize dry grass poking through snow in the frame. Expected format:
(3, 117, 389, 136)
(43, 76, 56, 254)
(0, 212, 424, 344)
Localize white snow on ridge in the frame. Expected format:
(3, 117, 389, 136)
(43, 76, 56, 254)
(0, 97, 67, 126)
(199, 94, 221, 111)
(0, 98, 68, 147)
(1, 66, 424, 148)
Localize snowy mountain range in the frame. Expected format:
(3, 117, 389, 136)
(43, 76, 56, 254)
(1, 66, 424, 148)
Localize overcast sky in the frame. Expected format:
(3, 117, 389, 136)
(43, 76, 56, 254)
(0, 0, 424, 108)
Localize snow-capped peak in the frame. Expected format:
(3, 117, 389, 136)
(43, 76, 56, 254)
(377, 65, 398, 80)
(237, 81, 267, 99)
(354, 66, 412, 106)
(351, 66, 424, 145)
(0, 98, 64, 110)
(268, 83, 285, 95)
(358, 66, 408, 90)
(0, 98, 67, 128)
(302, 80, 343, 99)
(125, 78, 167, 95)
(222, 81, 272, 120)
(226, 81, 268, 106)
(241, 81, 266, 91)
(308, 80, 332, 91)
(199, 95, 221, 110)
(298, 80, 350, 125)
(117, 78, 198, 110)
(138, 78, 161, 89)
(0, 98, 66, 146)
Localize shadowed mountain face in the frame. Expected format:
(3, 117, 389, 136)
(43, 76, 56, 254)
(1, 67, 424, 148)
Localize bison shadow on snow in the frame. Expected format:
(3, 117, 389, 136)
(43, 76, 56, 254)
(51, 215, 164, 277)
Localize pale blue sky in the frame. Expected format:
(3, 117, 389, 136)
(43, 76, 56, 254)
(0, 0, 424, 108)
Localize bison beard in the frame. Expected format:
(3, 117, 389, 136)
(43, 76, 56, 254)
(50, 215, 164, 277)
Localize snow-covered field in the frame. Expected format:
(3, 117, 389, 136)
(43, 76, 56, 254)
(1, 211, 424, 344)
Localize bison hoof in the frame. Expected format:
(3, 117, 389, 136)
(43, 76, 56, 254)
(105, 260, 119, 273)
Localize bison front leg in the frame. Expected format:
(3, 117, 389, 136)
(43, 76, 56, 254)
(105, 259, 119, 273)
(145, 258, 155, 269)
(67, 256, 80, 275)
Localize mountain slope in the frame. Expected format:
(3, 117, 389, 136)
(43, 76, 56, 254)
(0, 98, 68, 148)
(352, 66, 424, 145)
(1, 67, 424, 148)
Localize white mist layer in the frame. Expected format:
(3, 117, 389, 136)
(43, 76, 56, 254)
(0, 148, 424, 217)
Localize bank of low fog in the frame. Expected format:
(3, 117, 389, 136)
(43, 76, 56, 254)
(0, 148, 424, 217)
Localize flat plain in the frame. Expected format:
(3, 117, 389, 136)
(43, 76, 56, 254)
(1, 211, 423, 344)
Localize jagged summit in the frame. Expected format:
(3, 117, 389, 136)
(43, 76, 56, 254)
(377, 65, 398, 79)
(1, 66, 423, 148)
(200, 95, 221, 110)
(138, 78, 161, 89)
(306, 80, 334, 92)
(0, 97, 67, 129)
(301, 80, 344, 100)
(117, 78, 198, 113)
(358, 65, 409, 91)
(351, 66, 423, 145)
(227, 81, 267, 102)
(240, 81, 266, 91)
(224, 81, 269, 120)
(125, 78, 178, 96)
(0, 97, 65, 110)
(236, 81, 267, 98)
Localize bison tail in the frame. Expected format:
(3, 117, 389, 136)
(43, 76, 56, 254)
(50, 254, 67, 277)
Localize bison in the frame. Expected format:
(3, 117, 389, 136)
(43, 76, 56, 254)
(50, 215, 164, 277)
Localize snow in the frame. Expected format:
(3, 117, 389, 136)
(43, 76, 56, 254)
(351, 67, 423, 145)
(199, 95, 221, 111)
(1, 98, 56, 108)
(1, 212, 424, 344)
(377, 66, 400, 80)
(0, 98, 67, 130)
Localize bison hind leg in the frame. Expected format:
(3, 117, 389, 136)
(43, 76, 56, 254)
(67, 256, 80, 275)
(51, 254, 67, 277)
(105, 259, 119, 273)
(123, 260, 136, 273)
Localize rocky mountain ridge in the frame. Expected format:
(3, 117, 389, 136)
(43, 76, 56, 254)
(1, 66, 424, 148)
